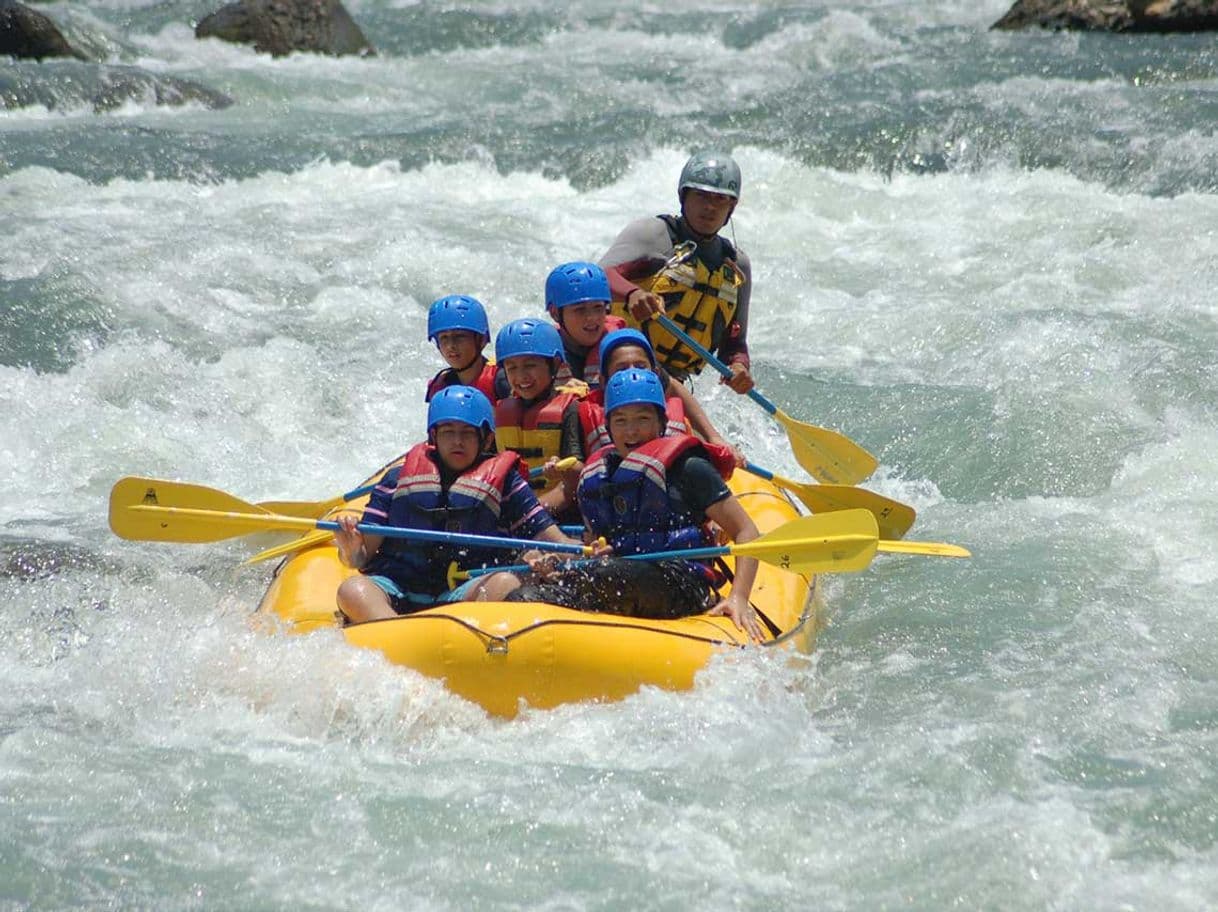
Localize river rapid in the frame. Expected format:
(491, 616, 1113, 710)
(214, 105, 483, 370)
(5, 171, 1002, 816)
(2, 1, 1217, 909)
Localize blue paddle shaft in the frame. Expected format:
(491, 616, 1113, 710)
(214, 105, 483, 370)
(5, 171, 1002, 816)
(316, 520, 587, 555)
(652, 314, 778, 416)
(342, 482, 375, 501)
(743, 462, 774, 481)
(462, 544, 729, 578)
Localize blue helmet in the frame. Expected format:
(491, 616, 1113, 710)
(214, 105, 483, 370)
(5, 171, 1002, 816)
(545, 261, 610, 311)
(603, 368, 666, 419)
(427, 385, 495, 434)
(427, 294, 490, 342)
(598, 328, 656, 381)
(495, 318, 565, 363)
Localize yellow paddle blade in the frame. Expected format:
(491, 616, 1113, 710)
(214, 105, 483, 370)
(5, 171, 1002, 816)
(244, 529, 335, 564)
(766, 472, 915, 540)
(878, 540, 971, 559)
(255, 495, 346, 520)
(775, 408, 878, 486)
(109, 476, 315, 543)
(732, 509, 879, 575)
(251, 457, 578, 521)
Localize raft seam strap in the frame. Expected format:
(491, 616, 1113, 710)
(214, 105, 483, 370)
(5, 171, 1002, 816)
(356, 612, 746, 649)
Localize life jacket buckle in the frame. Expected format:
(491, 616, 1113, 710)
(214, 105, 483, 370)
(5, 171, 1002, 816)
(666, 240, 697, 268)
(485, 636, 509, 656)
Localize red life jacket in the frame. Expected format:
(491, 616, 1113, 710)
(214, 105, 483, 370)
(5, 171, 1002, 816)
(425, 360, 499, 404)
(576, 434, 733, 572)
(578, 391, 693, 456)
(369, 443, 529, 595)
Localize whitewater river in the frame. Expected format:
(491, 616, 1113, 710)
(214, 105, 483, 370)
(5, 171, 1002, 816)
(3, 1, 1217, 908)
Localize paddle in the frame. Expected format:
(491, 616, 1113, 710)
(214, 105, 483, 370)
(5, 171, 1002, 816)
(447, 509, 879, 583)
(448, 510, 882, 583)
(254, 458, 578, 520)
(449, 510, 967, 585)
(742, 462, 916, 540)
(648, 312, 877, 486)
(255, 451, 407, 519)
(108, 476, 591, 556)
(257, 482, 375, 520)
(873, 539, 970, 559)
(244, 456, 913, 566)
(242, 459, 581, 563)
(547, 521, 951, 550)
(245, 530, 335, 565)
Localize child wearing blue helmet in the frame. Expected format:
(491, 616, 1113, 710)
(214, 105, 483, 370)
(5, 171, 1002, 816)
(424, 294, 499, 403)
(492, 317, 588, 520)
(544, 261, 629, 388)
(578, 328, 743, 464)
(334, 386, 580, 623)
(501, 369, 765, 642)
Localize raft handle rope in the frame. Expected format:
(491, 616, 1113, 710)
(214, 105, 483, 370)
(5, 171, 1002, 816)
(760, 576, 820, 649)
(346, 610, 765, 652)
(711, 555, 784, 638)
(711, 556, 782, 640)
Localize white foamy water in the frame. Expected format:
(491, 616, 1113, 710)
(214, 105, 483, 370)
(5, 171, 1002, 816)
(4, 1, 1218, 907)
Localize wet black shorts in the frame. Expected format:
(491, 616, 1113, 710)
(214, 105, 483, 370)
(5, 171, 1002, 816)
(504, 557, 713, 620)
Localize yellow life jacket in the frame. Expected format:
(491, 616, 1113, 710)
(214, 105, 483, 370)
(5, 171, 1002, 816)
(492, 385, 585, 492)
(610, 234, 745, 376)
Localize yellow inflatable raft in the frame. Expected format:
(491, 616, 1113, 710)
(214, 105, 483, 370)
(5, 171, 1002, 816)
(256, 468, 821, 718)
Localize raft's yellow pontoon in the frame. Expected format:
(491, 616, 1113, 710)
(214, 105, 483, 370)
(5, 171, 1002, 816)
(256, 469, 821, 718)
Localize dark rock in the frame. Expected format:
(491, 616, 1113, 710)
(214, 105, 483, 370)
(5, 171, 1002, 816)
(0, 60, 233, 111)
(92, 66, 234, 111)
(0, 0, 88, 60)
(993, 0, 1218, 31)
(195, 0, 374, 57)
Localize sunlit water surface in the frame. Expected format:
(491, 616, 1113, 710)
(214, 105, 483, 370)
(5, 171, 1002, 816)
(3, 1, 1217, 908)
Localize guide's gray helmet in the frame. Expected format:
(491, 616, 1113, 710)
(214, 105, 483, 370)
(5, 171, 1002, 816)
(677, 151, 741, 201)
